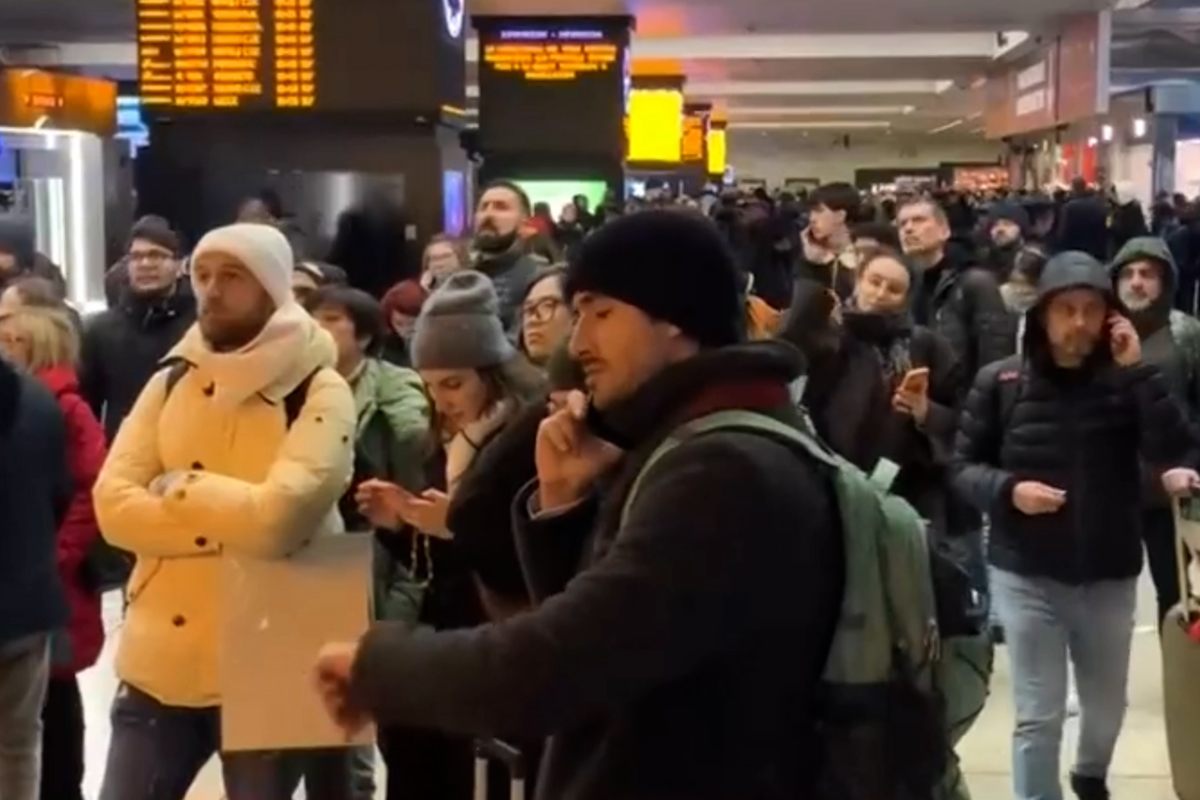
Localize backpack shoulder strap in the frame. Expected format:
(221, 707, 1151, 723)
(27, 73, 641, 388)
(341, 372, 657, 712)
(282, 368, 321, 428)
(160, 358, 191, 400)
(620, 410, 836, 525)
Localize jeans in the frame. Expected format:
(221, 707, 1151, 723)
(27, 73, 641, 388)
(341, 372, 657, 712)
(41, 676, 85, 800)
(1141, 506, 1183, 627)
(990, 569, 1137, 800)
(0, 633, 50, 800)
(98, 683, 358, 800)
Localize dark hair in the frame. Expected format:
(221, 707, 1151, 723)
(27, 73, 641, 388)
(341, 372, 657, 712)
(428, 355, 546, 444)
(8, 275, 65, 306)
(855, 245, 912, 279)
(482, 180, 532, 216)
(851, 222, 901, 251)
(809, 182, 863, 222)
(1012, 245, 1048, 285)
(307, 285, 385, 353)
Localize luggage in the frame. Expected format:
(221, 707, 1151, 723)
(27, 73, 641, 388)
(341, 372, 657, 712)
(1163, 501, 1200, 800)
(473, 737, 526, 800)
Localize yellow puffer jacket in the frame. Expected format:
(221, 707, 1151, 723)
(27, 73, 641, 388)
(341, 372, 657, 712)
(93, 304, 356, 708)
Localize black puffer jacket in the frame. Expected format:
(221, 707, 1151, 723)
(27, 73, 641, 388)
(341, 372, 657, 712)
(952, 251, 1196, 585)
(912, 246, 1015, 382)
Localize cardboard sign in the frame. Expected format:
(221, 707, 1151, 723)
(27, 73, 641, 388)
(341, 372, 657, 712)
(219, 534, 374, 751)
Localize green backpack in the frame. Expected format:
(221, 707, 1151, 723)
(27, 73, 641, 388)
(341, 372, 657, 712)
(622, 409, 951, 799)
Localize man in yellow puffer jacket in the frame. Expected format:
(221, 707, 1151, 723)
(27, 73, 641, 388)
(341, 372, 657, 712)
(93, 223, 357, 800)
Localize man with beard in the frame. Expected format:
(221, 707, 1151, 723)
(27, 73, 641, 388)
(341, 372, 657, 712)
(983, 201, 1029, 280)
(1111, 237, 1200, 626)
(471, 180, 541, 337)
(93, 222, 356, 800)
(954, 250, 1198, 800)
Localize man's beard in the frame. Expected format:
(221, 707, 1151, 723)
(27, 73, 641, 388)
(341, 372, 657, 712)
(1119, 291, 1154, 313)
(473, 225, 517, 255)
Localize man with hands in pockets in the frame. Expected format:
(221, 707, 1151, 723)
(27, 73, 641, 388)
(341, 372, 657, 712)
(953, 250, 1200, 800)
(313, 210, 844, 800)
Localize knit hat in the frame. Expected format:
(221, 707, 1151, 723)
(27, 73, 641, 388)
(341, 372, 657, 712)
(987, 201, 1031, 237)
(410, 270, 515, 370)
(191, 223, 296, 309)
(564, 209, 744, 347)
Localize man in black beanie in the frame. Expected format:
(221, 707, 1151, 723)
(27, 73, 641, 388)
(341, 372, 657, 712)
(316, 209, 844, 800)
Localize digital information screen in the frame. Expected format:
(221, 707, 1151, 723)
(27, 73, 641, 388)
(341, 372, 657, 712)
(681, 111, 707, 165)
(476, 23, 629, 157)
(137, 0, 317, 110)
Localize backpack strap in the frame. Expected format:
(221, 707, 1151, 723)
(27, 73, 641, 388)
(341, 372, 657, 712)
(161, 358, 192, 400)
(282, 368, 320, 428)
(620, 410, 836, 525)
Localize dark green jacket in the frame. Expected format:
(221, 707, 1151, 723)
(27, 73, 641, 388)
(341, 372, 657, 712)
(350, 358, 430, 622)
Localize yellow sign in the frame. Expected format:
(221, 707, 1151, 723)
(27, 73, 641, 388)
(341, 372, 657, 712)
(681, 113, 706, 163)
(706, 125, 727, 176)
(136, 0, 317, 110)
(482, 40, 619, 82)
(626, 88, 683, 163)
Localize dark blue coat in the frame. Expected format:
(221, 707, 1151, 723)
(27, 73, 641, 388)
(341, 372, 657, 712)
(0, 359, 70, 646)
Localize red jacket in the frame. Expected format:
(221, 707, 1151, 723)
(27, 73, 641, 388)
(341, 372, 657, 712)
(38, 365, 106, 675)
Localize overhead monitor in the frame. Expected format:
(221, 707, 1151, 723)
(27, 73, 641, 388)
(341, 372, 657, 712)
(136, 0, 464, 114)
(474, 16, 631, 157)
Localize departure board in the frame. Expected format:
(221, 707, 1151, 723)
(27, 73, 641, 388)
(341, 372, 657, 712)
(136, 0, 317, 110)
(475, 21, 630, 157)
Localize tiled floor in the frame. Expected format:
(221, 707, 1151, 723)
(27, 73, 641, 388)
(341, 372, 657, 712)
(80, 573, 1175, 800)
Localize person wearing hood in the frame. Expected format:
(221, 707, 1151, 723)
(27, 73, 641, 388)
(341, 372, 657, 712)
(1111, 236, 1200, 625)
(1054, 195, 1110, 261)
(92, 223, 357, 800)
(953, 250, 1199, 800)
(470, 181, 542, 337)
(983, 201, 1030, 281)
(315, 210, 844, 800)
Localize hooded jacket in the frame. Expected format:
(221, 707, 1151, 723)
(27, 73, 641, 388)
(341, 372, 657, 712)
(952, 251, 1196, 584)
(93, 303, 357, 707)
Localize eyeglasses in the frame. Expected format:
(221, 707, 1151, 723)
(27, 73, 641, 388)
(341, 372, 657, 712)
(128, 250, 172, 265)
(522, 297, 563, 324)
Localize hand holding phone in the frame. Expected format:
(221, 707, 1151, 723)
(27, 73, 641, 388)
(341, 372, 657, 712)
(898, 367, 930, 396)
(1108, 313, 1142, 367)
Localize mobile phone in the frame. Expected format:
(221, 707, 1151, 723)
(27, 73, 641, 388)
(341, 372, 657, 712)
(899, 367, 930, 395)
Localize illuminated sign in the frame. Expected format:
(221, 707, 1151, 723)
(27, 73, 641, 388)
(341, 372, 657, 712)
(681, 107, 708, 164)
(482, 30, 619, 82)
(626, 88, 683, 164)
(474, 18, 631, 157)
(136, 0, 317, 110)
(707, 122, 727, 177)
(0, 70, 117, 135)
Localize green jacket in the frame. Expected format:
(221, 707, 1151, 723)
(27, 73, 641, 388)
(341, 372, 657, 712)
(350, 358, 431, 623)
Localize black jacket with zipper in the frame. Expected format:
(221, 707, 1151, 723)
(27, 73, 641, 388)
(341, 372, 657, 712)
(952, 251, 1197, 585)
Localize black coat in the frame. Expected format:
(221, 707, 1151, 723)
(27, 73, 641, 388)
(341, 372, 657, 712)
(913, 248, 1015, 382)
(0, 360, 70, 647)
(952, 254, 1197, 584)
(79, 288, 195, 442)
(347, 341, 844, 800)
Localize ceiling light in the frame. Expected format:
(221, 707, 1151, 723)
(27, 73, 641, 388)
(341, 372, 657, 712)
(928, 118, 965, 134)
(729, 121, 891, 130)
(726, 105, 915, 116)
(1133, 118, 1147, 137)
(1101, 124, 1114, 142)
(1087, 136, 1099, 147)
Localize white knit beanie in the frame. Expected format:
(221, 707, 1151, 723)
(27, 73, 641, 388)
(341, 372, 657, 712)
(191, 223, 295, 309)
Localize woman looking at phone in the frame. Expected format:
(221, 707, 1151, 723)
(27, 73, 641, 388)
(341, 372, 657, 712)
(354, 270, 544, 800)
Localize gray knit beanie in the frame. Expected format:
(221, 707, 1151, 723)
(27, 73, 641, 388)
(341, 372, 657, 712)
(411, 270, 516, 370)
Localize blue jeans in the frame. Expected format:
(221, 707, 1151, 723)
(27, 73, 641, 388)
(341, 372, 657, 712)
(990, 569, 1137, 800)
(98, 683, 357, 800)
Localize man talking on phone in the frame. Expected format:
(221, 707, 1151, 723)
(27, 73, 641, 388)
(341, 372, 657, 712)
(952, 250, 1200, 800)
(312, 210, 844, 800)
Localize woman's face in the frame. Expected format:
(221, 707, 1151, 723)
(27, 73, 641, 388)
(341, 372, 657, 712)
(0, 317, 31, 368)
(521, 276, 570, 362)
(312, 305, 365, 365)
(424, 242, 461, 277)
(855, 256, 911, 314)
(390, 310, 417, 340)
(420, 368, 490, 432)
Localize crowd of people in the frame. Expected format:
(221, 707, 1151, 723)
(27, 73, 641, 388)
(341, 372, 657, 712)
(0, 174, 1198, 800)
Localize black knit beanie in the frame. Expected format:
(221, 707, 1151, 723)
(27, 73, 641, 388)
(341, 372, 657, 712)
(564, 209, 744, 348)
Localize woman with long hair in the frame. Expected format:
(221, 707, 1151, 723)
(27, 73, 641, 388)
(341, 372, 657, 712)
(516, 267, 571, 367)
(0, 306, 105, 800)
(355, 271, 544, 800)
